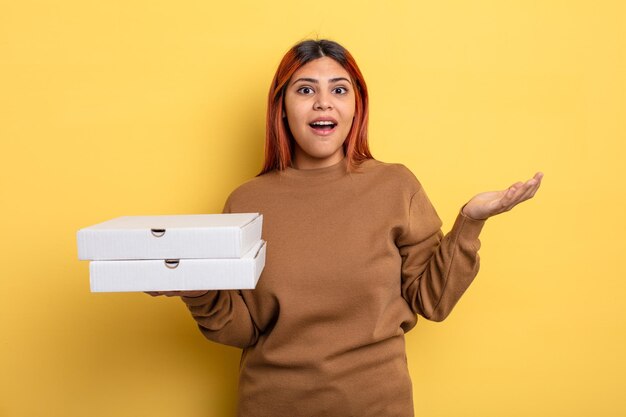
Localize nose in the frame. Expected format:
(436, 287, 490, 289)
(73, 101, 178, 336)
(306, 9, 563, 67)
(313, 90, 333, 110)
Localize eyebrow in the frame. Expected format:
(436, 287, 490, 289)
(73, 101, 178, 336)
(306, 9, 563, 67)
(291, 77, 352, 85)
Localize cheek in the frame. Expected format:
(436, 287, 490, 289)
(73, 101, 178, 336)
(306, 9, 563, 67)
(286, 113, 304, 134)
(343, 98, 356, 122)
(344, 106, 356, 127)
(285, 104, 308, 130)
(284, 116, 306, 144)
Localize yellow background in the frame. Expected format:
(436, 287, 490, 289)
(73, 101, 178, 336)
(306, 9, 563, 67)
(1, 1, 625, 416)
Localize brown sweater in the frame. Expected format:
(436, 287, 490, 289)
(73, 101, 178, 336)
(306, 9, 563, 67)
(182, 158, 486, 417)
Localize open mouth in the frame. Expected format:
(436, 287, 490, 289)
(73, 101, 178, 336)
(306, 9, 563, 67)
(309, 120, 337, 133)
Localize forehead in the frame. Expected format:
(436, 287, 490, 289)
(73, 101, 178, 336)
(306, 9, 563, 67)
(290, 56, 351, 81)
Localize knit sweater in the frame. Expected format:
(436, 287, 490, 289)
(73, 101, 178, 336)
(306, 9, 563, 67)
(182, 158, 486, 417)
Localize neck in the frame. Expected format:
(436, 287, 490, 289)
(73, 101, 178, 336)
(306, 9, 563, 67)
(292, 149, 345, 170)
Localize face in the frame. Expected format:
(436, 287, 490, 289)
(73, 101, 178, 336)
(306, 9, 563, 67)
(283, 56, 356, 170)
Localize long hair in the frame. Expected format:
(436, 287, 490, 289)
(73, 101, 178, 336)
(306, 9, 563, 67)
(259, 39, 372, 175)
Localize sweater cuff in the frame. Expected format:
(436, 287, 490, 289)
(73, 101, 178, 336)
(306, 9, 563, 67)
(453, 207, 486, 242)
(181, 291, 215, 306)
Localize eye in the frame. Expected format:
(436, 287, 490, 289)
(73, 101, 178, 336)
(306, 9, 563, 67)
(297, 86, 314, 95)
(333, 87, 348, 94)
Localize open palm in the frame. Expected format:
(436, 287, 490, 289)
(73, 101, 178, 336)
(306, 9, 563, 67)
(462, 172, 544, 220)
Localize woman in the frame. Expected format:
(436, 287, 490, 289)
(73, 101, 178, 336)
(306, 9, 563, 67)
(150, 39, 543, 416)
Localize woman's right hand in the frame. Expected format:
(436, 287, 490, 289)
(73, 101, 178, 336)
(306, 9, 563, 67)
(145, 290, 210, 298)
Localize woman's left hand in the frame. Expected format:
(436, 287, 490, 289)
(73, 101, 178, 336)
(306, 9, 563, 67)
(461, 172, 544, 221)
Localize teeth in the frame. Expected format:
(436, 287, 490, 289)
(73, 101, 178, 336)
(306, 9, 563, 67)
(311, 120, 335, 126)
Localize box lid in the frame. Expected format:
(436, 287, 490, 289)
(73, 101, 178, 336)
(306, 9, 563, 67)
(77, 213, 263, 260)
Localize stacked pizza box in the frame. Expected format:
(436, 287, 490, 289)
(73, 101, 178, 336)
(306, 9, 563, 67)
(77, 213, 265, 292)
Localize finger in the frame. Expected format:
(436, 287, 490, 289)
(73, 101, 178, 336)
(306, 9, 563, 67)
(523, 174, 544, 199)
(501, 182, 523, 202)
(162, 291, 181, 297)
(507, 177, 541, 209)
(533, 172, 543, 196)
(528, 178, 542, 198)
(499, 173, 543, 211)
(517, 172, 543, 191)
(501, 182, 526, 206)
(529, 185, 540, 198)
(145, 291, 161, 297)
(526, 172, 543, 193)
(501, 181, 533, 211)
(517, 183, 537, 204)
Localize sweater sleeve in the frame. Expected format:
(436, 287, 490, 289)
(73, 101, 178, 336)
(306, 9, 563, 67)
(179, 195, 260, 349)
(181, 290, 259, 348)
(397, 185, 486, 322)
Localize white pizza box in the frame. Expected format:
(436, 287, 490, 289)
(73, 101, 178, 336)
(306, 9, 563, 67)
(89, 240, 266, 292)
(77, 213, 262, 260)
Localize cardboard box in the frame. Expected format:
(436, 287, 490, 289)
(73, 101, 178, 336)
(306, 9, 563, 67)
(89, 240, 266, 292)
(77, 213, 262, 260)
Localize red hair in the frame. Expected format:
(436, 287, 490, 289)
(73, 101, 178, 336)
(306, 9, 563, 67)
(259, 39, 372, 175)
